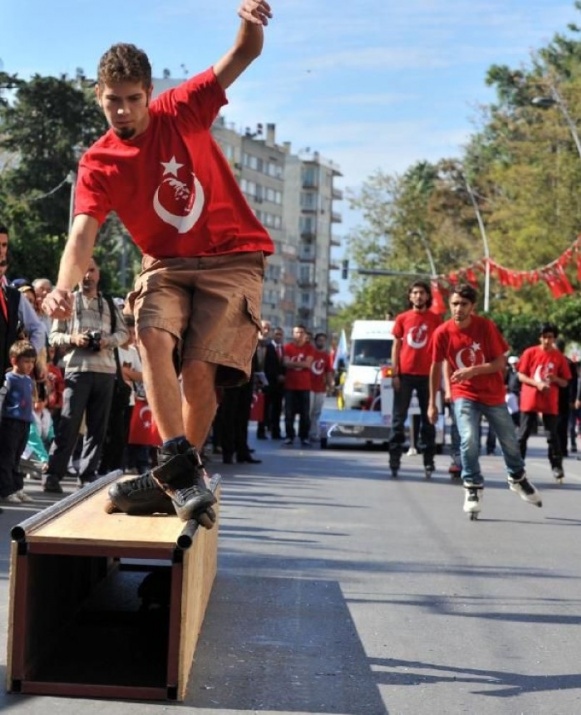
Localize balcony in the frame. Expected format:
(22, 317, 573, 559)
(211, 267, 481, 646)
(298, 250, 316, 262)
(302, 179, 319, 189)
(297, 278, 317, 288)
(332, 186, 344, 200)
(298, 307, 312, 319)
(331, 211, 342, 223)
(330, 234, 342, 247)
(328, 280, 339, 294)
(300, 230, 317, 241)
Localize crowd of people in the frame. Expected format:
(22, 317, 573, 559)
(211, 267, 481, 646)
(0, 226, 337, 505)
(212, 319, 336, 464)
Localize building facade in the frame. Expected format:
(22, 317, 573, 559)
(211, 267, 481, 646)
(211, 118, 343, 334)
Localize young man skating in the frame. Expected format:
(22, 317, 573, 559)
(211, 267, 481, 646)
(43, 1, 274, 524)
(389, 280, 442, 478)
(428, 284, 542, 519)
(517, 324, 571, 483)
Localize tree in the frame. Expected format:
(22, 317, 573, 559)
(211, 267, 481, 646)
(0, 73, 107, 280)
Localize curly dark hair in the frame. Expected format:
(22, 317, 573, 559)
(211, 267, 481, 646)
(450, 283, 478, 304)
(407, 280, 432, 309)
(97, 43, 152, 87)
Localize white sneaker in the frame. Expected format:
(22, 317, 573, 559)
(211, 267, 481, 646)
(17, 489, 33, 502)
(463, 486, 483, 519)
(2, 493, 22, 503)
(508, 475, 543, 507)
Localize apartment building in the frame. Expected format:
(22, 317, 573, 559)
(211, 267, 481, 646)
(211, 118, 343, 334)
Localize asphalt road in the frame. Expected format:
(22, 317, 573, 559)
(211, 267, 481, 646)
(2, 429, 581, 715)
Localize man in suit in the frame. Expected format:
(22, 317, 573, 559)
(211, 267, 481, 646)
(0, 225, 47, 380)
(264, 325, 285, 439)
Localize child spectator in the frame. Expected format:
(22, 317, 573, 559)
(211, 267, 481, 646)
(0, 340, 37, 502)
(45, 344, 65, 430)
(21, 396, 54, 477)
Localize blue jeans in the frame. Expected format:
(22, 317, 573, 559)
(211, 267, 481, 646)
(453, 398, 524, 487)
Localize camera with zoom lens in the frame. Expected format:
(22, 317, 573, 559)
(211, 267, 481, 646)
(84, 330, 102, 352)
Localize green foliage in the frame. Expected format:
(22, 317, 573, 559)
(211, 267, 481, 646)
(333, 5, 581, 328)
(546, 293, 581, 342)
(0, 72, 108, 283)
(487, 311, 543, 355)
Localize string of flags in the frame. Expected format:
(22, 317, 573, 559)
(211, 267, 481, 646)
(429, 235, 581, 313)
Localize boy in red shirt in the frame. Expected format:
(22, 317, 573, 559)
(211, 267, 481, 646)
(389, 280, 442, 478)
(43, 1, 274, 524)
(428, 284, 542, 518)
(283, 325, 314, 446)
(517, 323, 571, 482)
(309, 332, 334, 442)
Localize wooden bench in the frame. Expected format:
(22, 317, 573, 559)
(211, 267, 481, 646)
(6, 471, 220, 701)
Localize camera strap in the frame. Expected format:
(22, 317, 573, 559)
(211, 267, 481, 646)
(75, 291, 104, 332)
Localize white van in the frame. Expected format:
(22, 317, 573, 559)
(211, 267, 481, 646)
(342, 320, 395, 410)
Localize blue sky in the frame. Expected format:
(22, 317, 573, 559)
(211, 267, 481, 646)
(1, 0, 578, 297)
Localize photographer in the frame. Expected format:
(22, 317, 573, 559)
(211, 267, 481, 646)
(44, 257, 128, 492)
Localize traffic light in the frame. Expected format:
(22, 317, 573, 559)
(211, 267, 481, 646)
(341, 259, 349, 279)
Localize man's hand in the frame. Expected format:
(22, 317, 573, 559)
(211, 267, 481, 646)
(450, 367, 475, 383)
(71, 332, 91, 349)
(427, 404, 439, 425)
(43, 288, 74, 320)
(238, 0, 272, 25)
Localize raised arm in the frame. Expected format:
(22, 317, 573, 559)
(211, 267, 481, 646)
(42, 214, 99, 319)
(214, 0, 273, 90)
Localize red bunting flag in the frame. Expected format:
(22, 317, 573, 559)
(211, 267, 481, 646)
(430, 281, 447, 314)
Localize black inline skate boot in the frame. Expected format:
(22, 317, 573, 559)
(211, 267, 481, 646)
(150, 442, 216, 522)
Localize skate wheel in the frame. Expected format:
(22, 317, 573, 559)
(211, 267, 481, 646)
(104, 498, 119, 514)
(390, 469, 398, 479)
(469, 512, 479, 521)
(206, 506, 217, 523)
(196, 510, 215, 530)
(424, 470, 433, 480)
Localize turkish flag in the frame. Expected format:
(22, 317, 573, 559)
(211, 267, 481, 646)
(129, 398, 162, 447)
(249, 392, 265, 422)
(430, 281, 447, 314)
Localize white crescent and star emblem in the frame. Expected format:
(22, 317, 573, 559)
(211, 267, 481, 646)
(311, 359, 325, 375)
(153, 155, 205, 233)
(533, 363, 554, 382)
(455, 341, 483, 370)
(139, 404, 152, 428)
(407, 323, 428, 349)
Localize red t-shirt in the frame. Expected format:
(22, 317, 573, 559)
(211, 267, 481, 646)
(393, 309, 442, 376)
(432, 315, 509, 405)
(75, 68, 273, 258)
(284, 343, 313, 391)
(310, 349, 333, 393)
(518, 345, 571, 415)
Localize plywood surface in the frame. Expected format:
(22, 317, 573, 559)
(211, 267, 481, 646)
(28, 481, 187, 549)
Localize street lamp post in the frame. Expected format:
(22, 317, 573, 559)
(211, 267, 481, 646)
(66, 171, 76, 234)
(462, 176, 491, 313)
(531, 85, 581, 161)
(407, 230, 437, 278)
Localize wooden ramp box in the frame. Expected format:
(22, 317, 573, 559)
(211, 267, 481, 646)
(6, 472, 220, 701)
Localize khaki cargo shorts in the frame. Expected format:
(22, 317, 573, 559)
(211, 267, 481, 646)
(129, 251, 265, 387)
